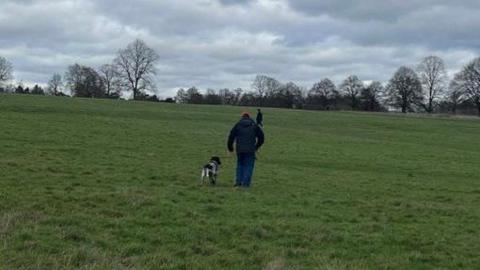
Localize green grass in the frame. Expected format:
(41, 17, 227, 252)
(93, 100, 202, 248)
(1, 93, 480, 269)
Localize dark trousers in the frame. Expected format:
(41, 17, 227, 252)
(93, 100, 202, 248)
(236, 152, 255, 187)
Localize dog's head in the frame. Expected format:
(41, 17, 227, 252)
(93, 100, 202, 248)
(210, 156, 221, 165)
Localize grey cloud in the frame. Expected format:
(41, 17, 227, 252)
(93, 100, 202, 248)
(218, 0, 252, 5)
(0, 0, 479, 97)
(287, 0, 480, 21)
(283, 0, 480, 50)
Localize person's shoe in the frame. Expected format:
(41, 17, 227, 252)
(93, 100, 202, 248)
(233, 183, 241, 187)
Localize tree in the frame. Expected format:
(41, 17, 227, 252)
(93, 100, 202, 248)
(15, 84, 26, 94)
(175, 88, 188, 103)
(417, 56, 447, 113)
(286, 82, 304, 109)
(252, 75, 281, 106)
(186, 87, 203, 104)
(162, 97, 175, 103)
(239, 92, 256, 106)
(233, 88, 243, 105)
(31, 84, 45, 95)
(386, 67, 423, 113)
(47, 73, 63, 95)
(114, 39, 159, 100)
(307, 78, 337, 109)
(204, 89, 222, 105)
(99, 64, 122, 98)
(271, 82, 303, 108)
(360, 81, 384, 111)
(0, 56, 13, 86)
(136, 92, 160, 102)
(452, 57, 480, 116)
(218, 88, 236, 105)
(446, 73, 465, 114)
(65, 63, 105, 98)
(340, 75, 363, 109)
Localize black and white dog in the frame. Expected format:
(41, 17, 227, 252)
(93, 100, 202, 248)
(201, 156, 221, 185)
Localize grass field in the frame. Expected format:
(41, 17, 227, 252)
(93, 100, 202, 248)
(1, 94, 480, 269)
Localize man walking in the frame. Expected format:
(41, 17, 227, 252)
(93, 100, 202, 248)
(228, 112, 265, 187)
(256, 108, 263, 127)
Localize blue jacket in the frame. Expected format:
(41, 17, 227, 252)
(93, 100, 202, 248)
(228, 117, 264, 153)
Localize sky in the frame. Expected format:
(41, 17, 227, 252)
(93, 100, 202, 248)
(1, 0, 479, 97)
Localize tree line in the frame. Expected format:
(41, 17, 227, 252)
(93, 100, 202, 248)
(175, 56, 480, 116)
(1, 41, 480, 115)
(0, 39, 169, 102)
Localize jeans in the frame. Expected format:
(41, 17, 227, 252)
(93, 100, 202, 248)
(236, 152, 255, 187)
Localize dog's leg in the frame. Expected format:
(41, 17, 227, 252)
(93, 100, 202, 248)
(212, 174, 217, 185)
(200, 169, 206, 185)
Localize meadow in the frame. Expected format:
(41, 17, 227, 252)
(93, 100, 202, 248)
(1, 94, 479, 269)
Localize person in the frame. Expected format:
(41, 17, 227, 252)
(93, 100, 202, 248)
(256, 108, 263, 127)
(228, 112, 265, 187)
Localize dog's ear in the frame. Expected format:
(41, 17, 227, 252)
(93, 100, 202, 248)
(212, 156, 221, 165)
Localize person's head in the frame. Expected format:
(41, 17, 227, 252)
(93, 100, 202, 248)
(257, 108, 261, 112)
(241, 112, 250, 118)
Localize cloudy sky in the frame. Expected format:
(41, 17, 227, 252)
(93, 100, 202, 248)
(1, 0, 479, 97)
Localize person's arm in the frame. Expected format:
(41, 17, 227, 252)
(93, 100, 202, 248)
(227, 125, 237, 152)
(255, 125, 264, 150)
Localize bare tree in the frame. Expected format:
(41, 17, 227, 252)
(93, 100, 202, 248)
(284, 82, 304, 108)
(340, 75, 363, 109)
(218, 88, 236, 105)
(308, 78, 337, 109)
(175, 88, 188, 103)
(0, 56, 14, 86)
(252, 75, 281, 105)
(176, 86, 204, 104)
(65, 63, 105, 98)
(204, 89, 221, 104)
(233, 88, 243, 105)
(47, 73, 63, 95)
(239, 92, 256, 106)
(252, 75, 268, 100)
(186, 86, 203, 104)
(452, 57, 480, 116)
(386, 66, 423, 113)
(114, 39, 159, 100)
(360, 81, 384, 111)
(417, 56, 447, 113)
(268, 81, 304, 108)
(447, 73, 465, 114)
(99, 64, 122, 97)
